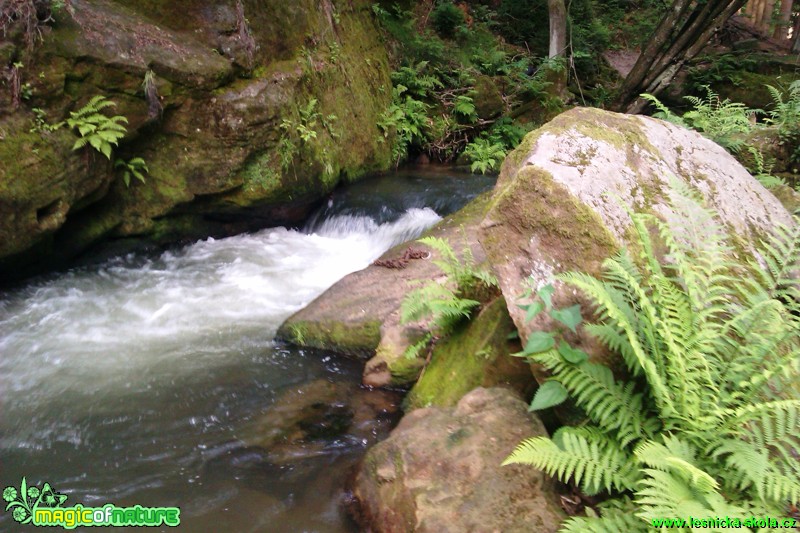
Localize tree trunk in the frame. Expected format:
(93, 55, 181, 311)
(793, 14, 800, 51)
(612, 0, 748, 114)
(548, 0, 568, 58)
(772, 0, 794, 40)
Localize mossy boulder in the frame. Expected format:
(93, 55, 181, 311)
(481, 107, 795, 374)
(349, 387, 565, 532)
(277, 192, 496, 389)
(0, 0, 392, 281)
(404, 296, 533, 410)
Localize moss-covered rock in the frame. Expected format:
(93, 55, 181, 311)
(404, 296, 533, 410)
(0, 0, 392, 281)
(481, 107, 795, 376)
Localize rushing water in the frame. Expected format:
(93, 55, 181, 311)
(0, 170, 494, 532)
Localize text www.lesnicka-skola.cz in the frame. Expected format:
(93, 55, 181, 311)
(651, 517, 797, 529)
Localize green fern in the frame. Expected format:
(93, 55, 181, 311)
(66, 95, 128, 159)
(114, 157, 148, 187)
(506, 183, 800, 530)
(399, 235, 497, 359)
(641, 88, 758, 153)
(681, 86, 759, 152)
(463, 138, 507, 175)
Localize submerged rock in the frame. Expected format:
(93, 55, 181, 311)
(481, 107, 795, 370)
(350, 387, 565, 532)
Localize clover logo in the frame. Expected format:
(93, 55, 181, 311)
(3, 478, 66, 524)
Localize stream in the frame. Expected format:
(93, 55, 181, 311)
(0, 169, 494, 532)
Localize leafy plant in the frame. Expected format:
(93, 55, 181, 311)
(682, 86, 759, 152)
(746, 146, 786, 189)
(400, 235, 497, 359)
(378, 85, 430, 165)
(66, 96, 128, 159)
(463, 138, 506, 174)
(276, 98, 335, 172)
(642, 88, 758, 152)
(431, 1, 465, 38)
(506, 183, 800, 531)
(114, 157, 148, 187)
(390, 62, 443, 99)
(766, 81, 800, 166)
(29, 107, 60, 133)
(452, 94, 478, 122)
(640, 93, 687, 127)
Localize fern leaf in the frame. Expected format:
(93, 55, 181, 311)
(534, 350, 653, 447)
(503, 429, 639, 493)
(635, 437, 718, 493)
(559, 270, 675, 417)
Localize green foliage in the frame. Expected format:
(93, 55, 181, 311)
(746, 146, 786, 189)
(377, 85, 430, 165)
(29, 107, 59, 133)
(277, 98, 336, 173)
(506, 183, 800, 530)
(682, 86, 759, 152)
(431, 1, 465, 38)
(642, 88, 758, 152)
(452, 94, 478, 122)
(372, 2, 554, 164)
(66, 96, 128, 159)
(390, 62, 443, 99)
(400, 235, 497, 359)
(639, 93, 687, 127)
(462, 118, 530, 174)
(687, 53, 760, 93)
(463, 138, 506, 174)
(766, 80, 800, 166)
(114, 157, 148, 187)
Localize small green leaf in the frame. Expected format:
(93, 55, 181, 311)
(557, 340, 589, 364)
(537, 284, 555, 309)
(523, 331, 555, 355)
(506, 330, 520, 340)
(525, 301, 544, 323)
(550, 304, 582, 333)
(529, 381, 568, 411)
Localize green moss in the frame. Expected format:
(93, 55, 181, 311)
(404, 298, 533, 410)
(487, 165, 618, 275)
(278, 319, 382, 359)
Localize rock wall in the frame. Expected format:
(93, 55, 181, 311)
(0, 0, 392, 281)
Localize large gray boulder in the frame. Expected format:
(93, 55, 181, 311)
(480, 107, 795, 364)
(350, 387, 565, 533)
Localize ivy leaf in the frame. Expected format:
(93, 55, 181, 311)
(529, 381, 568, 411)
(550, 304, 582, 333)
(523, 331, 555, 355)
(557, 340, 589, 364)
(537, 284, 555, 309)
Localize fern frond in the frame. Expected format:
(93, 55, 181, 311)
(503, 429, 640, 494)
(534, 349, 654, 446)
(559, 270, 675, 417)
(635, 437, 718, 493)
